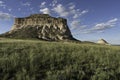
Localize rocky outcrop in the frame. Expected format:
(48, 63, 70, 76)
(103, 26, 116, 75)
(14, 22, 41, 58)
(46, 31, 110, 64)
(97, 39, 109, 45)
(1, 14, 75, 41)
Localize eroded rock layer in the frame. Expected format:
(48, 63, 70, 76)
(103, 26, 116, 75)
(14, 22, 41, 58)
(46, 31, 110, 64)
(2, 14, 75, 41)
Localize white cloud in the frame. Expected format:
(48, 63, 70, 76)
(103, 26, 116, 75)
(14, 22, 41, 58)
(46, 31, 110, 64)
(81, 10, 88, 14)
(39, 2, 88, 20)
(40, 2, 46, 8)
(50, 0, 58, 7)
(0, 1, 6, 8)
(69, 5, 75, 10)
(81, 18, 118, 34)
(52, 4, 69, 17)
(22, 2, 31, 6)
(52, 3, 88, 18)
(0, 1, 3, 4)
(0, 12, 14, 20)
(92, 18, 118, 31)
(40, 8, 51, 14)
(108, 18, 118, 23)
(73, 10, 88, 19)
(72, 18, 118, 35)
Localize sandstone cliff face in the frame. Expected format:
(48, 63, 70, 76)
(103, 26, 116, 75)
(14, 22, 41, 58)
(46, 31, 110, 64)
(3, 14, 75, 41)
(97, 39, 109, 45)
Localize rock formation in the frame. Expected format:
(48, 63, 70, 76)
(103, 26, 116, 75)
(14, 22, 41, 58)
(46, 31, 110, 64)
(97, 39, 109, 45)
(1, 14, 76, 41)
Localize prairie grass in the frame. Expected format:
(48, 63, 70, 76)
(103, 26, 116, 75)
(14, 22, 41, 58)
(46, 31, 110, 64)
(0, 39, 120, 80)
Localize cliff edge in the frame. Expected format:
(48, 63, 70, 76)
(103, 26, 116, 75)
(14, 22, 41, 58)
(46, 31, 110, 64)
(1, 14, 76, 41)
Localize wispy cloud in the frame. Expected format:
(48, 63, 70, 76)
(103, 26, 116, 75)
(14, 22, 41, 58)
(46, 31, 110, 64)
(40, 8, 51, 14)
(40, 2, 46, 8)
(21, 2, 31, 7)
(0, 1, 3, 5)
(52, 4, 69, 17)
(0, 12, 14, 20)
(70, 20, 81, 29)
(39, 1, 88, 20)
(90, 18, 118, 32)
(69, 3, 75, 10)
(73, 10, 88, 19)
(78, 18, 118, 34)
(52, 3, 88, 18)
(50, 0, 58, 7)
(0, 1, 6, 8)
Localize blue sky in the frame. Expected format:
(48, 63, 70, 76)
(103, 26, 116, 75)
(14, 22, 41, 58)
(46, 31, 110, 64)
(0, 0, 120, 44)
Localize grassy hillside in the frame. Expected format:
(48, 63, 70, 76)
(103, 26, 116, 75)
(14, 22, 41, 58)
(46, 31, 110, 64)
(0, 38, 120, 80)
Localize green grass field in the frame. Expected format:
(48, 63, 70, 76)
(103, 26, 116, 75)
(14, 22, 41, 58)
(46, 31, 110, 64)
(0, 38, 120, 80)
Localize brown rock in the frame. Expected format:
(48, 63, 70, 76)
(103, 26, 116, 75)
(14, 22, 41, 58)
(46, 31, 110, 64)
(97, 39, 109, 45)
(2, 14, 76, 41)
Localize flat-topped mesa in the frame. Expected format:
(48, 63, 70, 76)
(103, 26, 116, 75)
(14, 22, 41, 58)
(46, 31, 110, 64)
(11, 14, 67, 30)
(28, 14, 51, 18)
(8, 14, 75, 41)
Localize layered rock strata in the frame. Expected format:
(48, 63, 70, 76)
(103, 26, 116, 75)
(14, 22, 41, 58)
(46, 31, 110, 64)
(2, 14, 75, 41)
